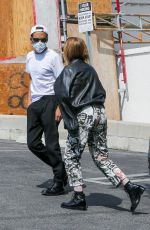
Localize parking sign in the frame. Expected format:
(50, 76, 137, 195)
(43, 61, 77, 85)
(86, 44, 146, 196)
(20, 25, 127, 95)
(78, 2, 93, 33)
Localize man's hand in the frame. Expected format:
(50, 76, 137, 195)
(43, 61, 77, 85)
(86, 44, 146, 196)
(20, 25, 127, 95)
(55, 106, 62, 122)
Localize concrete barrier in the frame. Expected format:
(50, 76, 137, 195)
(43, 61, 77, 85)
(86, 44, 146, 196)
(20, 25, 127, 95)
(0, 115, 150, 153)
(107, 120, 150, 153)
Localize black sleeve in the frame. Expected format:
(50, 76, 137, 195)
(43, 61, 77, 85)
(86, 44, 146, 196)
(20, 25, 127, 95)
(54, 67, 73, 100)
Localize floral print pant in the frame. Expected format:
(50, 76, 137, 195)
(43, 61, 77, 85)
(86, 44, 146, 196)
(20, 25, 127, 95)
(64, 106, 127, 187)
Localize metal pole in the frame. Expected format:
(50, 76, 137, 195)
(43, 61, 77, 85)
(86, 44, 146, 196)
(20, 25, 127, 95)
(115, 0, 121, 12)
(60, 0, 67, 42)
(85, 31, 93, 65)
(116, 0, 129, 100)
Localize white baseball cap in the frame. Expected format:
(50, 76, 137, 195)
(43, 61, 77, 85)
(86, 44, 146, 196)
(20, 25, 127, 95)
(30, 25, 48, 35)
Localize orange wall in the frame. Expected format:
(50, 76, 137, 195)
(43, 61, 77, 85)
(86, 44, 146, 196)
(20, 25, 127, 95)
(0, 64, 30, 115)
(66, 0, 112, 15)
(0, 0, 34, 115)
(0, 0, 34, 58)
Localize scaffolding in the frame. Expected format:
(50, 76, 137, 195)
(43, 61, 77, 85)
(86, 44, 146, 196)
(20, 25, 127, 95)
(93, 0, 150, 100)
(94, 11, 150, 43)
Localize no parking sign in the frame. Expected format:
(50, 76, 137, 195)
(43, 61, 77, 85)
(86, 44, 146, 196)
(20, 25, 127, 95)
(78, 2, 93, 33)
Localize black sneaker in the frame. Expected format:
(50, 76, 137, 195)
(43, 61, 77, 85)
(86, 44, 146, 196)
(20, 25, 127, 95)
(61, 191, 87, 211)
(124, 181, 145, 212)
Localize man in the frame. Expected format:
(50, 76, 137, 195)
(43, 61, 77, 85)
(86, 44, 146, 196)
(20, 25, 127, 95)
(26, 24, 67, 196)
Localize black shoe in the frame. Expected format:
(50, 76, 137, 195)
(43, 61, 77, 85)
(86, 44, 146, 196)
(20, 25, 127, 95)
(41, 182, 65, 196)
(124, 181, 145, 212)
(61, 191, 87, 211)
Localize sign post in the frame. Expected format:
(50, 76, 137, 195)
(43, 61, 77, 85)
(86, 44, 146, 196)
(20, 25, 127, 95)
(78, 2, 93, 65)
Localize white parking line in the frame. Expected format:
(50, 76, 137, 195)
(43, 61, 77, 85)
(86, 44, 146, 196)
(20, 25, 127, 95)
(129, 178, 150, 183)
(84, 179, 110, 185)
(85, 173, 150, 185)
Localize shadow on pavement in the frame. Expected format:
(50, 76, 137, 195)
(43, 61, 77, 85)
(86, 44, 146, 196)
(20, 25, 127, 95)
(132, 211, 149, 215)
(36, 179, 73, 192)
(87, 192, 149, 214)
(36, 179, 53, 188)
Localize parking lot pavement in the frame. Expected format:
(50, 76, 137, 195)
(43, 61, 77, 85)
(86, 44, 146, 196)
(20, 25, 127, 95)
(0, 139, 150, 230)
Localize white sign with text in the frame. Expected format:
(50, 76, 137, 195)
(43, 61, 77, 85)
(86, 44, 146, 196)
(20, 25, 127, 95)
(78, 2, 93, 33)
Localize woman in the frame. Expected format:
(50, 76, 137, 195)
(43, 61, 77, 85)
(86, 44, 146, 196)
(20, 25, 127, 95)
(54, 37, 145, 212)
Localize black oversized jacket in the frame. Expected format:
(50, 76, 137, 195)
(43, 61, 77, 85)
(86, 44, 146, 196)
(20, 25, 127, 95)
(54, 59, 106, 132)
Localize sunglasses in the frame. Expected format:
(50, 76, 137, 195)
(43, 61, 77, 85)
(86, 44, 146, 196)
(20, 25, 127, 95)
(32, 38, 48, 43)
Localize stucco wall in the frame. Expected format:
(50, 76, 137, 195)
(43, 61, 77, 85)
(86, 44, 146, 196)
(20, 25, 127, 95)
(118, 47, 150, 123)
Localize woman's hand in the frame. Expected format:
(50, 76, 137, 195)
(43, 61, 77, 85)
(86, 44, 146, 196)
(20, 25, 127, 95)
(55, 106, 62, 122)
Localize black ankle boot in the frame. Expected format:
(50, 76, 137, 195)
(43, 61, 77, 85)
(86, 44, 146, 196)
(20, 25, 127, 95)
(61, 191, 87, 210)
(124, 181, 145, 212)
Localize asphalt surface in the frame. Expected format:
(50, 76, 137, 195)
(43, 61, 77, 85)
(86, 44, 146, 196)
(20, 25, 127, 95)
(0, 139, 150, 230)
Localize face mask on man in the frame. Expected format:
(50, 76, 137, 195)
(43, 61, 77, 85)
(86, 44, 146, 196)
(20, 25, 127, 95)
(32, 41, 47, 53)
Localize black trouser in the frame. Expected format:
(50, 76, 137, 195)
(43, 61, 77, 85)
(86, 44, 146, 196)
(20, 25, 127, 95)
(27, 95, 65, 183)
